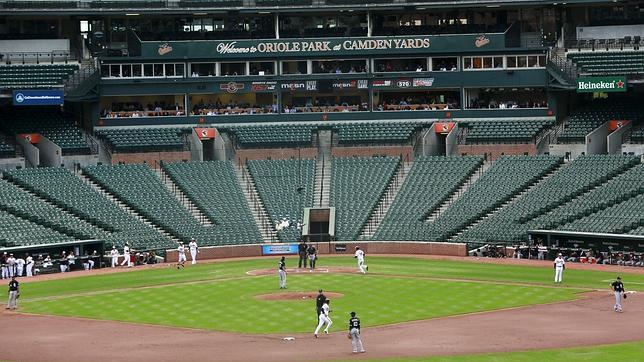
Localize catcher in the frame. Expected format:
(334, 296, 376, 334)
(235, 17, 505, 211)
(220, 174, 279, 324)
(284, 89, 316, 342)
(348, 311, 365, 353)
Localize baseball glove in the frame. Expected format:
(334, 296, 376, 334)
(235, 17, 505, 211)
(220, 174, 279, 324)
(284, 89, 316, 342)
(347, 333, 352, 340)
(623, 293, 627, 299)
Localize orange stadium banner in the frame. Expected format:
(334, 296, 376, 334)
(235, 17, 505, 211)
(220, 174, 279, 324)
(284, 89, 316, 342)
(607, 120, 630, 132)
(195, 127, 217, 140)
(18, 133, 41, 144)
(435, 122, 456, 134)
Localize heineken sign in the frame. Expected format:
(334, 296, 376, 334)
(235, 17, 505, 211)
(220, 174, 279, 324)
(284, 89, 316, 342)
(577, 76, 627, 93)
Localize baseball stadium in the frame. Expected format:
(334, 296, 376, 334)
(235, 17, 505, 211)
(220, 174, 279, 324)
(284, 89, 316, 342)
(0, 0, 644, 361)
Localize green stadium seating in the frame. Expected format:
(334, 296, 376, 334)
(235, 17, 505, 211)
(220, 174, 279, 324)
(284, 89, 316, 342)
(95, 127, 189, 152)
(428, 155, 563, 241)
(0, 209, 73, 247)
(330, 156, 400, 240)
(0, 108, 90, 154)
(529, 164, 644, 231)
(463, 120, 553, 144)
(247, 158, 315, 242)
(456, 155, 640, 243)
(631, 128, 644, 144)
(372, 155, 483, 241)
(0, 179, 109, 240)
(333, 122, 423, 144)
(223, 124, 316, 148)
(557, 101, 641, 143)
(559, 193, 644, 234)
(4, 167, 172, 250)
(0, 63, 78, 89)
(568, 51, 644, 76)
(163, 161, 263, 245)
(83, 163, 220, 243)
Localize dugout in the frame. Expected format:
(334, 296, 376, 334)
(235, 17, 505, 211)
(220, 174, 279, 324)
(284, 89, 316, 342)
(0, 239, 106, 271)
(528, 230, 644, 253)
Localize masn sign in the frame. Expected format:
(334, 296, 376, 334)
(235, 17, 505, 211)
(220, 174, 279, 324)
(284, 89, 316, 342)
(576, 76, 627, 93)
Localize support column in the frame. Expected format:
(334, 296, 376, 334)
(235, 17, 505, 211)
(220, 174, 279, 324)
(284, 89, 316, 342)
(275, 13, 280, 39)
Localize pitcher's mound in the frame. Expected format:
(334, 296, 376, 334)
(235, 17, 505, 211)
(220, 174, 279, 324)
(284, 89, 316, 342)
(255, 291, 344, 301)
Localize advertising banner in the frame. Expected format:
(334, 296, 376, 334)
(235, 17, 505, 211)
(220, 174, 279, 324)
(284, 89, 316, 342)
(13, 90, 64, 106)
(17, 133, 41, 144)
(251, 81, 277, 92)
(262, 244, 299, 255)
(576, 76, 627, 93)
(607, 120, 630, 132)
(434, 122, 456, 134)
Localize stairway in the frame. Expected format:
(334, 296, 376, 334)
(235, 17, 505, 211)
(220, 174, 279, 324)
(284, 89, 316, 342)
(234, 164, 278, 242)
(154, 168, 213, 226)
(359, 160, 413, 238)
(426, 161, 491, 222)
(76, 172, 178, 242)
(313, 156, 331, 207)
(447, 161, 567, 242)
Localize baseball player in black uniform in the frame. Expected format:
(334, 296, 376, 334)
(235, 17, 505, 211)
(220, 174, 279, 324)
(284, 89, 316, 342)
(307, 244, 317, 270)
(298, 240, 308, 268)
(316, 289, 326, 320)
(6, 276, 19, 310)
(348, 311, 365, 353)
(611, 276, 625, 312)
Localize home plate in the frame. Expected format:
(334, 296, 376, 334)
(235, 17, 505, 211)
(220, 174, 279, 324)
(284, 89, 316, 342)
(283, 337, 296, 341)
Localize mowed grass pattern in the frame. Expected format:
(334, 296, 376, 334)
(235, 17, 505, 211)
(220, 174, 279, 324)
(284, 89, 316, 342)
(23, 274, 577, 333)
(18, 257, 590, 333)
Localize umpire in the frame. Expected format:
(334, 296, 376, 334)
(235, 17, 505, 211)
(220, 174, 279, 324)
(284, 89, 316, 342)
(316, 289, 326, 320)
(298, 239, 308, 268)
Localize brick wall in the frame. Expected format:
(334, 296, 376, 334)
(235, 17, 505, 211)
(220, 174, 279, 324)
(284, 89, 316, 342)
(331, 145, 414, 161)
(165, 241, 466, 261)
(111, 151, 191, 165)
(457, 144, 537, 161)
(235, 148, 318, 165)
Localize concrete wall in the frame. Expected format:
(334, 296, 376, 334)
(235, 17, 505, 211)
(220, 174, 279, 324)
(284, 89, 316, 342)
(15, 137, 39, 167)
(445, 124, 459, 156)
(457, 143, 536, 160)
(586, 123, 609, 155)
(622, 144, 644, 156)
(166, 241, 467, 261)
(37, 136, 62, 167)
(422, 124, 443, 156)
(62, 154, 100, 169)
(213, 131, 226, 161)
(549, 143, 586, 160)
(331, 145, 413, 161)
(235, 148, 318, 165)
(607, 123, 632, 154)
(577, 24, 644, 40)
(111, 151, 191, 165)
(0, 158, 25, 171)
(189, 130, 203, 161)
(0, 39, 70, 53)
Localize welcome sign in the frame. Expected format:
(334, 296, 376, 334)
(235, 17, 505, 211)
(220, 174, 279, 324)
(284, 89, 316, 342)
(577, 76, 627, 93)
(138, 33, 505, 60)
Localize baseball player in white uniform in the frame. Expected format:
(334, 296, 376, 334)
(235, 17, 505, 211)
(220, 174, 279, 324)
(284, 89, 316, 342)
(354, 247, 368, 274)
(120, 243, 131, 267)
(177, 242, 187, 269)
(554, 253, 565, 283)
(110, 246, 119, 268)
(314, 299, 332, 338)
(25, 255, 34, 277)
(188, 238, 199, 265)
(15, 257, 25, 277)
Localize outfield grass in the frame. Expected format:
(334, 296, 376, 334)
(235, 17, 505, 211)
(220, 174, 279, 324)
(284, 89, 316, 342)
(16, 255, 643, 334)
(349, 340, 644, 361)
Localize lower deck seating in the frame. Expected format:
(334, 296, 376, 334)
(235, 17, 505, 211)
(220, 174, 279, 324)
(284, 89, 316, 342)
(373, 155, 483, 241)
(247, 158, 315, 242)
(4, 167, 172, 250)
(0, 209, 73, 247)
(224, 124, 316, 148)
(462, 120, 553, 144)
(83, 164, 219, 243)
(0, 63, 78, 89)
(163, 161, 263, 245)
(330, 156, 399, 240)
(456, 154, 640, 243)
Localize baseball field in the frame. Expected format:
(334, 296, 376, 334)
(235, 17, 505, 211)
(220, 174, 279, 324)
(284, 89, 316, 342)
(3, 255, 644, 361)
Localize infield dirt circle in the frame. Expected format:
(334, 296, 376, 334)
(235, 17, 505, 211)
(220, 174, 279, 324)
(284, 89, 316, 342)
(1, 256, 644, 362)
